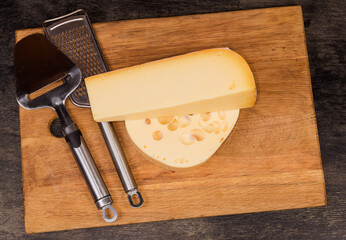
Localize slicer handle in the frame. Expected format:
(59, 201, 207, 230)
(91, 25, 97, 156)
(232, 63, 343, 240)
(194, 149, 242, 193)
(98, 121, 144, 208)
(63, 123, 113, 210)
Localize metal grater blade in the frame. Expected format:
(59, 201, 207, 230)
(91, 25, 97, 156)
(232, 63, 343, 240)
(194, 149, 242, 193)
(43, 9, 108, 107)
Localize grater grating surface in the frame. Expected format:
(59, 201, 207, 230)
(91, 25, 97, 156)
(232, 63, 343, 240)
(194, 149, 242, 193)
(43, 10, 108, 107)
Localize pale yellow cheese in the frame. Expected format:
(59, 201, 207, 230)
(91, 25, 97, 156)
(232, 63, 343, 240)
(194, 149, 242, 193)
(85, 48, 256, 122)
(125, 110, 239, 171)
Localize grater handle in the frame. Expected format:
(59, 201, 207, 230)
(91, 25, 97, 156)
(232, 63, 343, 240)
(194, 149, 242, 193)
(98, 122, 144, 208)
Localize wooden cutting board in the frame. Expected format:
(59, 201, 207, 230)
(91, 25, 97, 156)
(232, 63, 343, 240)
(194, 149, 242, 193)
(16, 6, 326, 234)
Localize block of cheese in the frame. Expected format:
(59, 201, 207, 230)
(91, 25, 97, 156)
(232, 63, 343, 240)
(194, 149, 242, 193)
(125, 110, 239, 171)
(85, 48, 256, 122)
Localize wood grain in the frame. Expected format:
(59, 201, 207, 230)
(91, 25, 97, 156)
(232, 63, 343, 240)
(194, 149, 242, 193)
(15, 6, 326, 233)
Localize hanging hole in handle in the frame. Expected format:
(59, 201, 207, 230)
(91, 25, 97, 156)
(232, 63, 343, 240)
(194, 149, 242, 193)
(127, 189, 144, 208)
(102, 205, 117, 223)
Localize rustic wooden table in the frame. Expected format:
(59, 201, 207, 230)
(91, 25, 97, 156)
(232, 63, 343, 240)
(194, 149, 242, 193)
(0, 0, 345, 239)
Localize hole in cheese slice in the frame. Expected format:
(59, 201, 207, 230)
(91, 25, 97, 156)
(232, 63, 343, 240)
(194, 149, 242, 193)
(125, 110, 239, 171)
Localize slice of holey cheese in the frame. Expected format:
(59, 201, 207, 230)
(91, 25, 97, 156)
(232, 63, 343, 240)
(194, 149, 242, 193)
(125, 110, 239, 171)
(86, 48, 256, 122)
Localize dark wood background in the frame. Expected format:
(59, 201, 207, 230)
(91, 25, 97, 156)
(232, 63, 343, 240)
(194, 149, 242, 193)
(0, 0, 345, 239)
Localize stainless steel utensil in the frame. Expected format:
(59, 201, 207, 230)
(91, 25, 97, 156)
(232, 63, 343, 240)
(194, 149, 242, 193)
(43, 9, 143, 208)
(14, 33, 117, 222)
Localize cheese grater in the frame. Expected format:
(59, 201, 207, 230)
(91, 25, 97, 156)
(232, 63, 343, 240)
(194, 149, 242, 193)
(43, 9, 143, 208)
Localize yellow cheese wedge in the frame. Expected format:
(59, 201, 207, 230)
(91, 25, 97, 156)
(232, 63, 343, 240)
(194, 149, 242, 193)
(125, 110, 239, 171)
(85, 48, 256, 122)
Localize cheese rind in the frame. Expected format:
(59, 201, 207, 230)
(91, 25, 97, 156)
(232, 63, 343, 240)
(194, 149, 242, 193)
(125, 110, 240, 171)
(86, 48, 256, 122)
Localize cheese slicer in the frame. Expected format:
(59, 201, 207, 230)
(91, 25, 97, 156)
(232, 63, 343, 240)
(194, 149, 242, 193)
(43, 9, 143, 208)
(14, 33, 117, 223)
